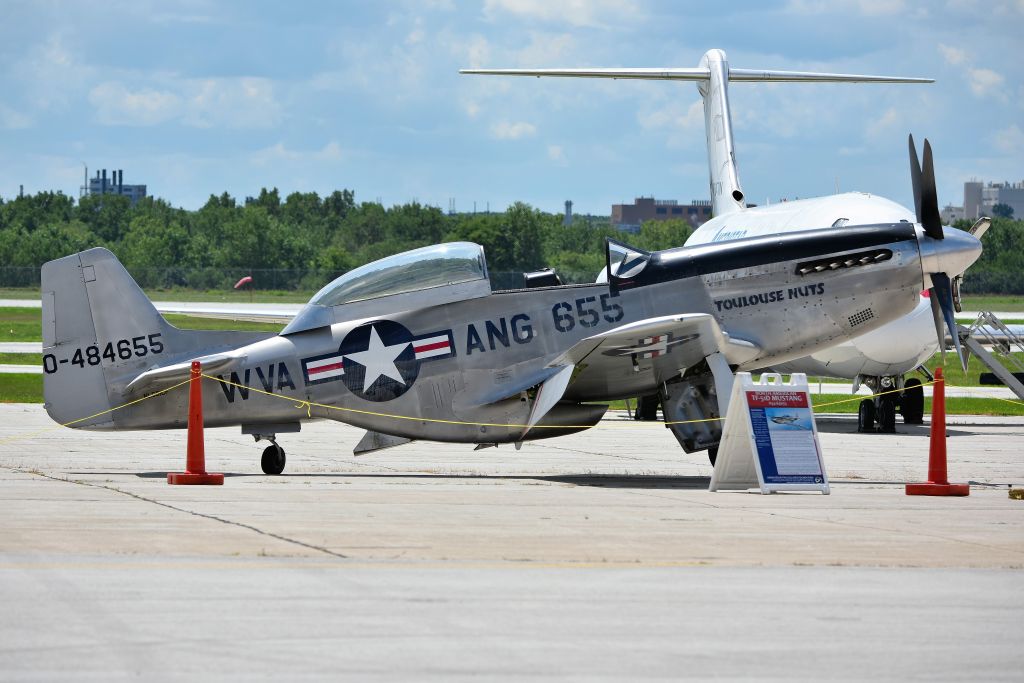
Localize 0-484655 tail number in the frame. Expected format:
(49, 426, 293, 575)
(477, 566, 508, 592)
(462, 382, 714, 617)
(42, 333, 164, 374)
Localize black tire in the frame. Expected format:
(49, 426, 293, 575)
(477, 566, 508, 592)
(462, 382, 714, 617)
(708, 445, 718, 466)
(877, 397, 897, 433)
(261, 444, 286, 475)
(900, 378, 925, 424)
(857, 399, 875, 433)
(634, 394, 660, 421)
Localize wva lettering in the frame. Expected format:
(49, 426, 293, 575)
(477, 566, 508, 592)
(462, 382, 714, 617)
(218, 362, 296, 403)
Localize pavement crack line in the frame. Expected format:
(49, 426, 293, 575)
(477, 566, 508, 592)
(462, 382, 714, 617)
(15, 468, 348, 560)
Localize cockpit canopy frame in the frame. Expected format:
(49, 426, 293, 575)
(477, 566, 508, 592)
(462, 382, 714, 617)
(282, 242, 491, 335)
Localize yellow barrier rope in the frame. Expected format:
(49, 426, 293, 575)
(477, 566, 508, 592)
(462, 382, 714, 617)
(0, 377, 193, 446)
(2, 371, 1020, 448)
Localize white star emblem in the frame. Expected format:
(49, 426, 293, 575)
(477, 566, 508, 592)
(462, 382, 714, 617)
(344, 325, 410, 392)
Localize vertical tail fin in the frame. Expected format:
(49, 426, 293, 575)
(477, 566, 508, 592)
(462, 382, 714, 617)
(697, 49, 745, 216)
(40, 248, 273, 429)
(41, 248, 176, 427)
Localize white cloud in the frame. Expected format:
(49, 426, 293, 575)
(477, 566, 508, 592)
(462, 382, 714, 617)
(786, 0, 907, 15)
(464, 101, 481, 118)
(491, 120, 536, 139)
(89, 82, 181, 126)
(936, 44, 1008, 100)
(184, 77, 282, 128)
(637, 99, 704, 132)
(460, 34, 492, 69)
(482, 0, 641, 28)
(938, 44, 968, 66)
(967, 67, 1005, 97)
(865, 107, 900, 139)
(516, 32, 576, 67)
(89, 77, 282, 128)
(17, 33, 94, 111)
(250, 141, 344, 166)
(547, 144, 566, 164)
(992, 124, 1024, 154)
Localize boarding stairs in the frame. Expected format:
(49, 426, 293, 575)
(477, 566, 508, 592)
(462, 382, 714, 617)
(958, 312, 1024, 401)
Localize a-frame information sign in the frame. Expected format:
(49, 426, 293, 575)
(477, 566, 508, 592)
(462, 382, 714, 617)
(709, 372, 829, 494)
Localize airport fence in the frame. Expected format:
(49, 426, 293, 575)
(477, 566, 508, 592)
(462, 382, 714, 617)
(0, 266, 598, 293)
(2, 264, 1017, 295)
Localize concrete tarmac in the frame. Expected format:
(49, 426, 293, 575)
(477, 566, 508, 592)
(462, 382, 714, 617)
(0, 405, 1022, 679)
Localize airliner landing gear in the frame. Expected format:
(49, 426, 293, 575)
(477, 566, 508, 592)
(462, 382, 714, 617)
(877, 395, 897, 433)
(857, 399, 875, 433)
(900, 378, 925, 424)
(856, 374, 924, 432)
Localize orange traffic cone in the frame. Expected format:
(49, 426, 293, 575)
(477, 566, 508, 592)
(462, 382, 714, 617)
(167, 361, 224, 485)
(906, 367, 968, 496)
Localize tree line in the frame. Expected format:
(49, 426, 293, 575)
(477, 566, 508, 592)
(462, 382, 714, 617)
(0, 188, 692, 290)
(0, 188, 1020, 293)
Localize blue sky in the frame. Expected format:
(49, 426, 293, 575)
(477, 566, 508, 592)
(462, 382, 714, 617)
(1, 0, 1021, 215)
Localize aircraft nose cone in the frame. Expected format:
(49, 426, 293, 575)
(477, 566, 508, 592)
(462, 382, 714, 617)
(920, 226, 982, 278)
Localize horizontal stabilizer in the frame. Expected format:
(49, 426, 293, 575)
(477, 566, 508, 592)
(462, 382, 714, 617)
(460, 67, 932, 84)
(124, 353, 237, 393)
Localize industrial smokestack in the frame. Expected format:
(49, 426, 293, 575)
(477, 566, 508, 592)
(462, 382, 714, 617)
(118, 169, 123, 193)
(101, 169, 107, 195)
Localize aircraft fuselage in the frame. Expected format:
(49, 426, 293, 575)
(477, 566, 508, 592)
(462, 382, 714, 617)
(107, 222, 925, 443)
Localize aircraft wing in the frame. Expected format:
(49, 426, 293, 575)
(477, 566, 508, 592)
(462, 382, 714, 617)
(551, 313, 757, 374)
(519, 314, 758, 438)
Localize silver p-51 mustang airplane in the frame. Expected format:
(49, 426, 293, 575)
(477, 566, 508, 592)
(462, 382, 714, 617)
(41, 49, 981, 472)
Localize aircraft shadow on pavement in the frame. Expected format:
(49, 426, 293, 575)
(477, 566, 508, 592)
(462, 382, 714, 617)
(122, 471, 712, 489)
(812, 422, 974, 437)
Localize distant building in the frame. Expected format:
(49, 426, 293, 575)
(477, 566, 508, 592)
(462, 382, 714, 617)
(563, 200, 573, 226)
(611, 197, 713, 232)
(947, 179, 1024, 221)
(940, 204, 965, 224)
(87, 169, 147, 205)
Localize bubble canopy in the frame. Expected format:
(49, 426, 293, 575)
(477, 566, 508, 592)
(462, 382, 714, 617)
(310, 242, 488, 307)
(282, 242, 491, 335)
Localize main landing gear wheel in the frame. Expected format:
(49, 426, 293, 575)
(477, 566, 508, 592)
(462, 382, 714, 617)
(877, 396, 897, 433)
(261, 444, 286, 475)
(633, 394, 660, 421)
(901, 378, 925, 424)
(857, 399, 875, 433)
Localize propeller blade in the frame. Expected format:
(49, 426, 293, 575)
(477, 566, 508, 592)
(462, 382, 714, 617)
(919, 139, 943, 239)
(928, 288, 946, 361)
(968, 216, 992, 240)
(930, 272, 968, 371)
(908, 134, 923, 222)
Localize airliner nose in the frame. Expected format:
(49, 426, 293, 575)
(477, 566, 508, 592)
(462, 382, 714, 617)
(918, 226, 982, 280)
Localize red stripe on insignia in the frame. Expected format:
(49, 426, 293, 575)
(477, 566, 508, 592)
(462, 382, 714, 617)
(414, 340, 449, 353)
(310, 361, 343, 374)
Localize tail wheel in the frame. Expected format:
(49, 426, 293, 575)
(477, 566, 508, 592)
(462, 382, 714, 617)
(900, 378, 925, 424)
(857, 399, 875, 433)
(261, 444, 286, 475)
